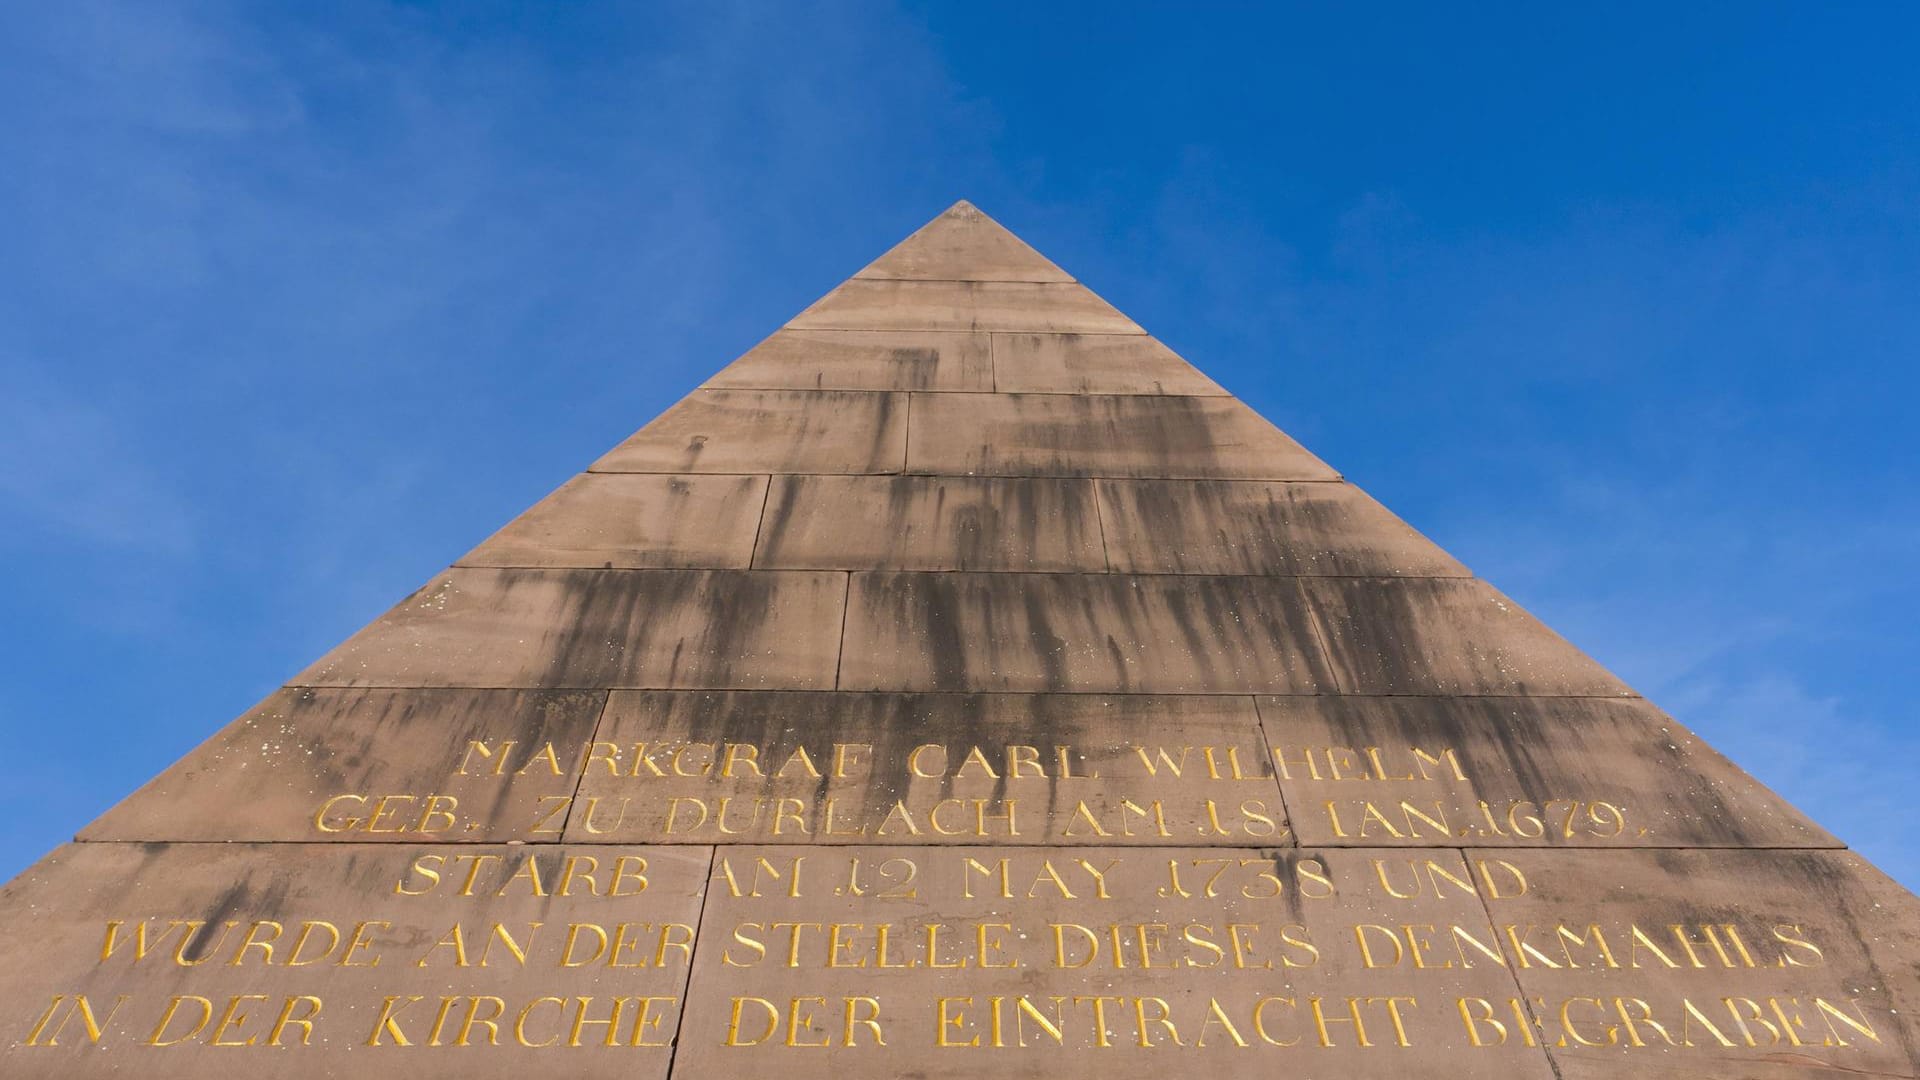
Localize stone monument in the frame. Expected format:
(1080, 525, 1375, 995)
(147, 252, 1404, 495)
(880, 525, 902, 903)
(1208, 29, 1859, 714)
(3, 201, 1915, 1078)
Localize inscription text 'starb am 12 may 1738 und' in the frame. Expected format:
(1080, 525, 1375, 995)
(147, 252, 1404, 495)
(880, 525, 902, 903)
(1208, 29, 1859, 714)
(3, 201, 1917, 1079)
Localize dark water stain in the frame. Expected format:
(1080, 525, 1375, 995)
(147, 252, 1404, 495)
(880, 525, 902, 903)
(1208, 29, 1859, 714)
(755, 477, 808, 564)
(1303, 578, 1431, 693)
(888, 346, 941, 390)
(1019, 586, 1068, 691)
(867, 392, 903, 472)
(178, 871, 290, 963)
(521, 568, 697, 686)
(887, 574, 969, 692)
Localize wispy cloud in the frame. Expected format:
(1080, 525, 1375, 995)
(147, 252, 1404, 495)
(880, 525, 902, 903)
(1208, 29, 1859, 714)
(0, 364, 195, 556)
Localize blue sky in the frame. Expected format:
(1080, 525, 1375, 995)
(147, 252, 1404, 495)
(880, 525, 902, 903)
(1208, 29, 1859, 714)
(2, 2, 1916, 886)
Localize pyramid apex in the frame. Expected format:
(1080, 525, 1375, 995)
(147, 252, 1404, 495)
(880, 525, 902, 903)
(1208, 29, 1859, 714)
(856, 199, 1073, 282)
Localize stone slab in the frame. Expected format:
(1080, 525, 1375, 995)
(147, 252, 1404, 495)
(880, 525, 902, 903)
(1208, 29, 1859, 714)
(1257, 695, 1836, 849)
(1098, 479, 1470, 576)
(992, 332, 1228, 395)
(754, 475, 1106, 572)
(855, 201, 1073, 282)
(1301, 577, 1635, 696)
(568, 692, 1287, 845)
(704, 330, 994, 392)
(839, 572, 1331, 693)
(0, 841, 709, 1078)
(459, 474, 767, 569)
(907, 392, 1339, 479)
(788, 280, 1143, 333)
(294, 568, 846, 690)
(1464, 847, 1920, 1077)
(1554, 1058, 1917, 1080)
(592, 390, 906, 475)
(80, 688, 607, 843)
(674, 845, 1554, 1078)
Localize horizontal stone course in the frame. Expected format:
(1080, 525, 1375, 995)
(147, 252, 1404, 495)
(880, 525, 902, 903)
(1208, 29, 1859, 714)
(593, 389, 907, 475)
(705, 329, 993, 392)
(839, 571, 1332, 694)
(1097, 478, 1469, 577)
(907, 392, 1339, 479)
(790, 279, 1143, 333)
(460, 473, 768, 568)
(754, 474, 1106, 572)
(991, 332, 1227, 395)
(295, 567, 847, 689)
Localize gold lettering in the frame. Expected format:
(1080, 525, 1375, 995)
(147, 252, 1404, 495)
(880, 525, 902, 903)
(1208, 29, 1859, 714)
(727, 998, 779, 1046)
(24, 994, 128, 1046)
(267, 996, 323, 1047)
(365, 995, 422, 1046)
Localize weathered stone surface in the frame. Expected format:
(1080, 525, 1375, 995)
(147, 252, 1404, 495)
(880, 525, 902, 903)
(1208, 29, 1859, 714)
(1258, 695, 1835, 849)
(295, 568, 847, 690)
(0, 841, 709, 1078)
(840, 572, 1331, 693)
(7, 200, 1912, 1080)
(789, 280, 1142, 333)
(1301, 577, 1634, 696)
(1098, 479, 1469, 576)
(754, 475, 1105, 572)
(1466, 847, 1920, 1077)
(908, 392, 1339, 479)
(992, 332, 1227, 395)
(705, 330, 994, 392)
(855, 201, 1073, 282)
(569, 692, 1285, 845)
(460, 473, 768, 569)
(81, 688, 606, 843)
(675, 845, 1556, 1078)
(593, 389, 906, 474)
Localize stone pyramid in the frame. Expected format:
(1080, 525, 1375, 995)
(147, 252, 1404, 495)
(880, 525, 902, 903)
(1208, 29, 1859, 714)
(3, 201, 1916, 1079)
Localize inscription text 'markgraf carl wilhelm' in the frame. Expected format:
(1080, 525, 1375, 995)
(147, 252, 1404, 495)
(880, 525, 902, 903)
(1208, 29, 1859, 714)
(307, 733, 1642, 846)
